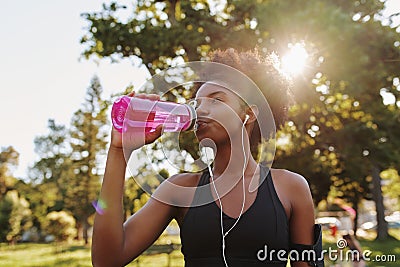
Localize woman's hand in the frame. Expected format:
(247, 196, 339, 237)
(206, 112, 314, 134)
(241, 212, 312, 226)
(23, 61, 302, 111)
(110, 91, 164, 153)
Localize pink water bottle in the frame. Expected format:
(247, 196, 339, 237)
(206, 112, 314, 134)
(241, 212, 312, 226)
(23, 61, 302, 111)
(111, 96, 196, 133)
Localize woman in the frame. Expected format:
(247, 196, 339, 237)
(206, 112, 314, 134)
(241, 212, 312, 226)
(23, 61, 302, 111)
(91, 48, 323, 267)
(342, 234, 367, 267)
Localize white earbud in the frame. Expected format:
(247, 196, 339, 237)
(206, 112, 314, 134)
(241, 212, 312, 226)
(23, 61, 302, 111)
(199, 138, 216, 166)
(244, 114, 250, 124)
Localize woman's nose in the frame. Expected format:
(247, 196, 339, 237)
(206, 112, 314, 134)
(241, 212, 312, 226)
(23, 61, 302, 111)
(195, 101, 209, 117)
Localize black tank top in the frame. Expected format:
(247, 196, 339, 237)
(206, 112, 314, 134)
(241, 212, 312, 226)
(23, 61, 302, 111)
(180, 165, 289, 267)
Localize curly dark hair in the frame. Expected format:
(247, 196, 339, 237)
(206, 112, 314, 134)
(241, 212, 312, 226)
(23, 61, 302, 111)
(208, 48, 293, 128)
(207, 48, 293, 157)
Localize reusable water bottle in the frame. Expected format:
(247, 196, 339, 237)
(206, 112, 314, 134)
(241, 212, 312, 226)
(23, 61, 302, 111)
(111, 96, 196, 133)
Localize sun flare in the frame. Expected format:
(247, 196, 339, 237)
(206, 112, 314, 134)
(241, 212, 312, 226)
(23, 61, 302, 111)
(281, 43, 309, 76)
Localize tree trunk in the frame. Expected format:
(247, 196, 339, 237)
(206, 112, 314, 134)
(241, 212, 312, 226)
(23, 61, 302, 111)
(83, 218, 89, 245)
(371, 165, 388, 240)
(76, 222, 83, 241)
(352, 198, 359, 236)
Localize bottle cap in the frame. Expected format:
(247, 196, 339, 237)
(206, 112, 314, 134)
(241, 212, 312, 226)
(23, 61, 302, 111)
(111, 96, 130, 132)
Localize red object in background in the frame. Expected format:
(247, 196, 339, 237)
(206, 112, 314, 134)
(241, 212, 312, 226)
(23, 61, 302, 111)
(330, 224, 338, 237)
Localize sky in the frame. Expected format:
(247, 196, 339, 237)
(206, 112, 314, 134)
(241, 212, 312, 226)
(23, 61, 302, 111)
(0, 1, 150, 179)
(1, 1, 399, 180)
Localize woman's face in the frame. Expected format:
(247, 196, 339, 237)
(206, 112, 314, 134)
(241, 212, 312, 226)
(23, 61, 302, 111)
(193, 83, 246, 145)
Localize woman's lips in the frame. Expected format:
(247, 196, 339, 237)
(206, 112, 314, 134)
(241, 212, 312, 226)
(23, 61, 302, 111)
(195, 118, 211, 130)
(195, 121, 207, 130)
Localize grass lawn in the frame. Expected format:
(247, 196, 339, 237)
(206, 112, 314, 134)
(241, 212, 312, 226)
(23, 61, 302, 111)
(0, 243, 93, 267)
(0, 230, 398, 267)
(0, 242, 184, 267)
(322, 229, 400, 267)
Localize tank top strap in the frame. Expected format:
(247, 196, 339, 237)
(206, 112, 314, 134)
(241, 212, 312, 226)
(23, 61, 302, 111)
(198, 169, 211, 186)
(264, 166, 289, 239)
(189, 170, 212, 207)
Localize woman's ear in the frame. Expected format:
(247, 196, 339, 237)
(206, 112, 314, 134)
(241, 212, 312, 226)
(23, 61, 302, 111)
(245, 105, 259, 124)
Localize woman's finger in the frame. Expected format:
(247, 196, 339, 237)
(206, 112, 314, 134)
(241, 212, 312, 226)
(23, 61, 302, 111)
(145, 125, 164, 144)
(135, 93, 160, 101)
(147, 94, 161, 100)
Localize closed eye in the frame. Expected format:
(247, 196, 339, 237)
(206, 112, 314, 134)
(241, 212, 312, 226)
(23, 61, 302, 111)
(212, 97, 224, 103)
(189, 95, 225, 109)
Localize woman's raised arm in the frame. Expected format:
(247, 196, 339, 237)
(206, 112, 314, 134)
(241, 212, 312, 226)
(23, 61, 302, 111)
(91, 92, 176, 267)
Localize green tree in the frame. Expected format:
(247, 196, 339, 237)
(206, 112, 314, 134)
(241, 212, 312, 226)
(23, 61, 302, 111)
(65, 75, 109, 244)
(256, 0, 400, 239)
(27, 119, 73, 232)
(268, 1, 399, 239)
(43, 211, 77, 242)
(0, 190, 32, 243)
(0, 146, 19, 201)
(81, 0, 261, 73)
(382, 168, 400, 211)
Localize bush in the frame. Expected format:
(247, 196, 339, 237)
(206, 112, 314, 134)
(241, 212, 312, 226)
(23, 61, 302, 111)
(42, 211, 77, 242)
(0, 196, 13, 241)
(0, 190, 32, 243)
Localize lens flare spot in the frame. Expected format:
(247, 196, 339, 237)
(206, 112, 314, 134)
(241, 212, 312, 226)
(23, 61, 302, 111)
(92, 199, 107, 215)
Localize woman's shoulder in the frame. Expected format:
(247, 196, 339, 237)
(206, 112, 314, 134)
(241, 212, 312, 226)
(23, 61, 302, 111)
(270, 168, 314, 220)
(271, 169, 311, 203)
(271, 169, 309, 190)
(152, 171, 203, 207)
(167, 172, 203, 187)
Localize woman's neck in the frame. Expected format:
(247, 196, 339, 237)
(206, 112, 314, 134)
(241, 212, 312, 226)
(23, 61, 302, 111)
(212, 139, 258, 179)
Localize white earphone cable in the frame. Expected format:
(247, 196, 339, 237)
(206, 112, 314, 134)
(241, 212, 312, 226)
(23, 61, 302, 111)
(207, 115, 249, 267)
